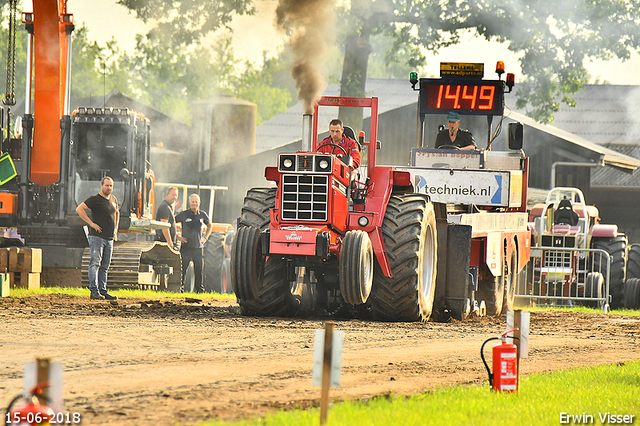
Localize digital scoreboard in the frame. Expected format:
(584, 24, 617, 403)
(418, 78, 504, 116)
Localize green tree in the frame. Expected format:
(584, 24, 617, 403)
(0, 0, 25, 107)
(338, 0, 640, 125)
(116, 0, 255, 47)
(233, 56, 292, 125)
(100, 32, 290, 125)
(122, 0, 640, 126)
(70, 26, 114, 99)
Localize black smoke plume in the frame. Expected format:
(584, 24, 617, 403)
(275, 0, 336, 114)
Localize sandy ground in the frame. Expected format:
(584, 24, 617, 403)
(1, 294, 639, 425)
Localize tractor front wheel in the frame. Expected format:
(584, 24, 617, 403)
(584, 272, 605, 308)
(339, 230, 374, 305)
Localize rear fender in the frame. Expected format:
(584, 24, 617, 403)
(369, 228, 392, 278)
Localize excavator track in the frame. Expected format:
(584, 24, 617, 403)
(82, 241, 181, 291)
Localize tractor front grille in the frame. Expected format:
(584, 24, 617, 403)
(540, 235, 575, 269)
(297, 155, 315, 172)
(543, 250, 572, 269)
(281, 174, 329, 221)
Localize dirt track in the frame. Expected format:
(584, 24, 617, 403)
(1, 294, 639, 425)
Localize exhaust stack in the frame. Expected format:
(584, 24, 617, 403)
(302, 114, 313, 152)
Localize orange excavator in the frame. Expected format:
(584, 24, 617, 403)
(0, 0, 181, 289)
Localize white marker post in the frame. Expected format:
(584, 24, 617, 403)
(312, 321, 344, 425)
(507, 310, 530, 388)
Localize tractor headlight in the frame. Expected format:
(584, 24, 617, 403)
(314, 155, 331, 172)
(358, 216, 369, 227)
(279, 154, 296, 172)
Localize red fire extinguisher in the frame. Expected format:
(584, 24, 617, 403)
(5, 383, 54, 425)
(481, 329, 519, 392)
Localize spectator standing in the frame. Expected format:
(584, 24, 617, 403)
(76, 176, 119, 301)
(156, 186, 179, 250)
(175, 193, 213, 293)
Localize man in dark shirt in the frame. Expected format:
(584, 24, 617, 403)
(318, 119, 361, 168)
(435, 111, 476, 150)
(175, 193, 213, 293)
(156, 186, 178, 250)
(76, 176, 120, 301)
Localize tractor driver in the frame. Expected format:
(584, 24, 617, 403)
(435, 111, 476, 150)
(318, 119, 361, 168)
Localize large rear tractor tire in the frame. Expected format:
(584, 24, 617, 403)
(239, 188, 276, 229)
(231, 226, 262, 301)
(623, 277, 640, 309)
(592, 236, 627, 309)
(220, 257, 232, 294)
(370, 194, 437, 322)
(231, 226, 289, 316)
(238, 256, 289, 316)
(183, 263, 195, 293)
(204, 231, 227, 293)
(476, 267, 504, 316)
(339, 230, 374, 305)
(625, 245, 640, 280)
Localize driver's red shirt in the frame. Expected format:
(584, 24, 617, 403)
(318, 135, 361, 168)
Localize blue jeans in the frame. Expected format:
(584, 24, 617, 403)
(88, 236, 113, 294)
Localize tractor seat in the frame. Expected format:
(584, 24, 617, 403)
(342, 126, 361, 149)
(554, 199, 579, 226)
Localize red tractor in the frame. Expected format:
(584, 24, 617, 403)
(231, 96, 437, 321)
(527, 187, 628, 310)
(232, 63, 529, 321)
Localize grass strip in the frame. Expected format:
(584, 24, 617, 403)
(203, 360, 640, 426)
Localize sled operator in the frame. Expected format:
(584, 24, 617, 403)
(435, 111, 477, 150)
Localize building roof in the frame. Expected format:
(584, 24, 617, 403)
(508, 110, 640, 171)
(549, 85, 640, 145)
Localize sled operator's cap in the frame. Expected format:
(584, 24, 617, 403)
(447, 111, 460, 121)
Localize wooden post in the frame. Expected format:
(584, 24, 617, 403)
(36, 357, 50, 402)
(319, 321, 334, 425)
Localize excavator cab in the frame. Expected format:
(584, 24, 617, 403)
(67, 107, 154, 226)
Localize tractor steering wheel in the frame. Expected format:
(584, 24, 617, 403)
(316, 142, 348, 157)
(437, 144, 460, 150)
